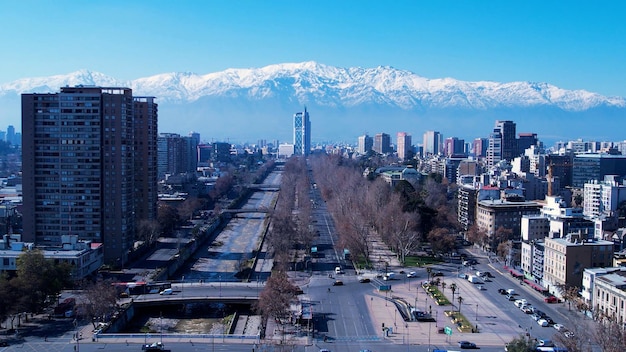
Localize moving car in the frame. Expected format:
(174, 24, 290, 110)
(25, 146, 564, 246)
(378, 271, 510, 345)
(407, 271, 418, 278)
(332, 280, 344, 286)
(537, 319, 550, 327)
(159, 288, 173, 295)
(498, 288, 507, 295)
(506, 294, 516, 301)
(359, 277, 371, 283)
(458, 341, 478, 349)
(142, 342, 168, 351)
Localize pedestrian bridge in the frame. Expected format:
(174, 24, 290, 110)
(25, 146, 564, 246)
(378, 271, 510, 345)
(246, 184, 280, 191)
(221, 208, 271, 214)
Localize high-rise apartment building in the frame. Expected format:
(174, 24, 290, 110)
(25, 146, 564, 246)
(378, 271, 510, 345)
(373, 133, 392, 154)
(486, 120, 517, 166)
(293, 107, 311, 156)
(6, 125, 15, 145)
(357, 134, 373, 154)
(22, 86, 158, 265)
(517, 132, 538, 155)
(423, 131, 441, 156)
(396, 132, 412, 160)
(473, 138, 488, 158)
(444, 137, 465, 157)
(157, 133, 198, 178)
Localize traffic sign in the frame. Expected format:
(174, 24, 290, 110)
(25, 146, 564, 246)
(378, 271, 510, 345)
(444, 326, 453, 335)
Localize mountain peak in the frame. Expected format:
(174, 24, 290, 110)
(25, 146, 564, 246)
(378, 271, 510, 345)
(1, 62, 624, 111)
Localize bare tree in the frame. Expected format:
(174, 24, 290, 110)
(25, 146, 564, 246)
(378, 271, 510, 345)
(137, 219, 161, 245)
(591, 313, 626, 352)
(254, 271, 299, 336)
(556, 284, 580, 311)
(82, 279, 119, 328)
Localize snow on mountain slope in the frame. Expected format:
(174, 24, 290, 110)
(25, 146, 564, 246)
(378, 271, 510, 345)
(1, 62, 624, 112)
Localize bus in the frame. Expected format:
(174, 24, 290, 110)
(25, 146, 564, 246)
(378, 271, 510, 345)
(113, 282, 172, 296)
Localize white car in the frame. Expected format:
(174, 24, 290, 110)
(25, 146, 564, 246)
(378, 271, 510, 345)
(553, 323, 565, 331)
(537, 319, 549, 327)
(514, 299, 528, 308)
(407, 271, 417, 278)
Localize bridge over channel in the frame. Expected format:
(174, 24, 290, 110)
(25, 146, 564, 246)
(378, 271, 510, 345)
(127, 283, 263, 307)
(246, 184, 280, 191)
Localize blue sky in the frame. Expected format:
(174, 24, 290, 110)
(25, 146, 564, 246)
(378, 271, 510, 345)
(1, 0, 625, 97)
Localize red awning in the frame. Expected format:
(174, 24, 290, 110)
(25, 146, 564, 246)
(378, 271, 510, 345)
(523, 279, 547, 292)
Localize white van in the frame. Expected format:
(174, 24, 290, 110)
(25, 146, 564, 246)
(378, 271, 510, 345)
(335, 267, 343, 274)
(160, 288, 173, 295)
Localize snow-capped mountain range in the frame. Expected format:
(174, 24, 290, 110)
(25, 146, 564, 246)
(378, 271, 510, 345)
(1, 61, 624, 143)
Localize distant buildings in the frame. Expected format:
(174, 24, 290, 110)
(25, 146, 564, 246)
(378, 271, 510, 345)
(21, 86, 158, 265)
(357, 134, 373, 155)
(486, 120, 516, 166)
(157, 133, 198, 178)
(423, 130, 441, 156)
(396, 132, 412, 160)
(293, 107, 311, 156)
(373, 133, 392, 155)
(572, 153, 626, 188)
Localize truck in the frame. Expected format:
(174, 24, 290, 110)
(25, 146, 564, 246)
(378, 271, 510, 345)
(383, 272, 395, 281)
(467, 275, 483, 284)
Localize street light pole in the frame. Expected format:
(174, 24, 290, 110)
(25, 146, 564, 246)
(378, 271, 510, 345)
(476, 304, 479, 321)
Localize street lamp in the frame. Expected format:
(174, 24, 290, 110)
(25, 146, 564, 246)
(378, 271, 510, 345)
(476, 304, 479, 322)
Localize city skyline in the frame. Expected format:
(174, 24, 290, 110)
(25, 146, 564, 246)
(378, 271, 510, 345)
(1, 0, 626, 99)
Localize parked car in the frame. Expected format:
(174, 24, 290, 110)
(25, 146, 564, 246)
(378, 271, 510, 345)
(476, 285, 485, 290)
(537, 339, 555, 347)
(514, 299, 528, 308)
(506, 294, 516, 301)
(537, 319, 550, 327)
(458, 341, 478, 349)
(544, 295, 559, 303)
(520, 306, 533, 314)
(531, 313, 542, 321)
(553, 324, 566, 331)
(564, 331, 575, 338)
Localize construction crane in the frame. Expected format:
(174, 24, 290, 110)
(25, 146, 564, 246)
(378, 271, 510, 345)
(546, 161, 572, 196)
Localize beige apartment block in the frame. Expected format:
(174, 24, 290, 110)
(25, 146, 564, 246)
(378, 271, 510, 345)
(543, 234, 613, 297)
(593, 272, 626, 322)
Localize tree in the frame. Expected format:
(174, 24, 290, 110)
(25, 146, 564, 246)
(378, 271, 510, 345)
(427, 228, 456, 254)
(137, 219, 161, 245)
(254, 271, 299, 335)
(157, 203, 180, 236)
(465, 224, 488, 248)
(13, 250, 72, 314)
(81, 279, 119, 328)
(556, 284, 580, 311)
(591, 314, 626, 352)
(450, 283, 457, 308)
(505, 335, 536, 352)
(457, 296, 464, 313)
